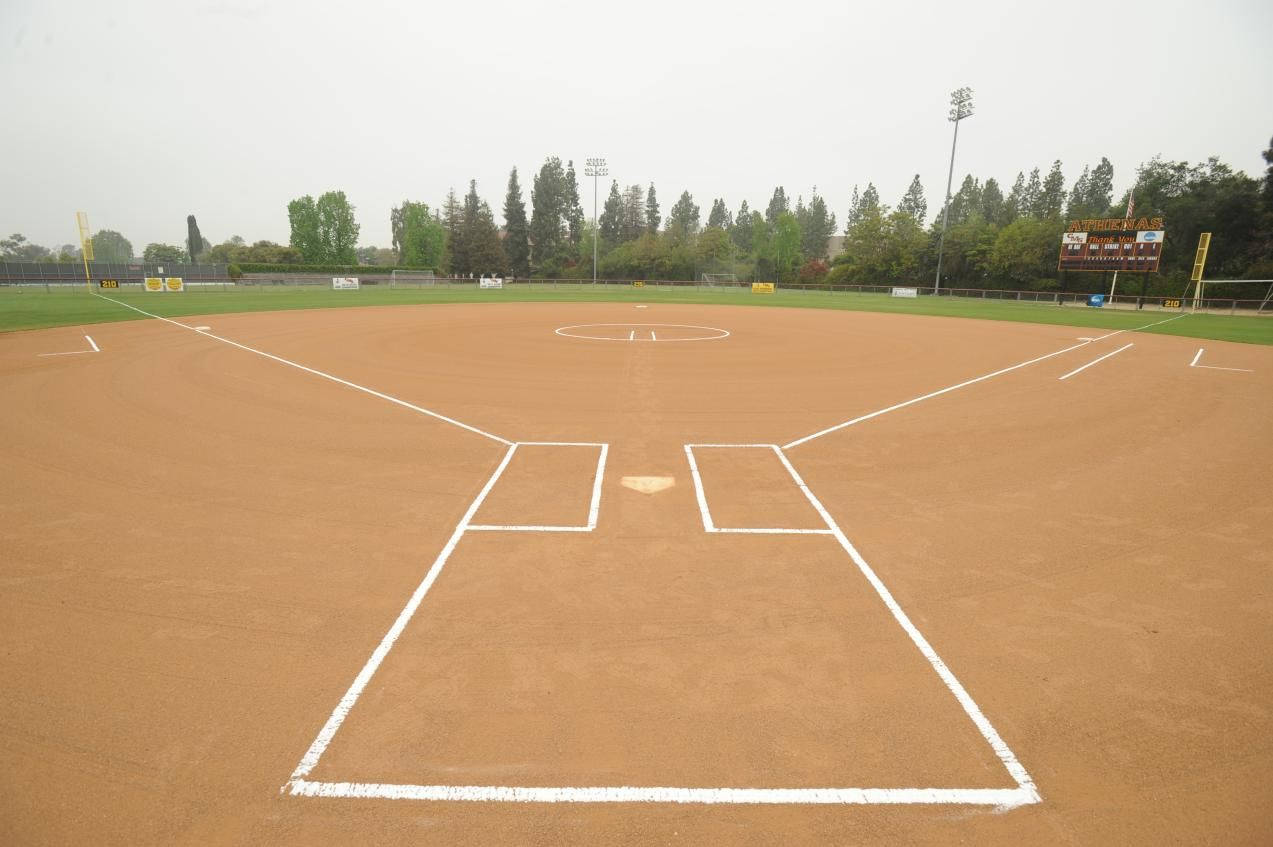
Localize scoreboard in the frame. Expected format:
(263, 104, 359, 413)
(1058, 216, 1165, 272)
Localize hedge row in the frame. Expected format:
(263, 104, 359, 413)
(233, 263, 436, 276)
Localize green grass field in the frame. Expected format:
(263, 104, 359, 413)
(2, 284, 1270, 345)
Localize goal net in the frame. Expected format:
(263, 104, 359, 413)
(389, 269, 437, 288)
(700, 273, 738, 286)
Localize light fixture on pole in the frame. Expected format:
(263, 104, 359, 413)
(584, 158, 607, 284)
(934, 87, 973, 296)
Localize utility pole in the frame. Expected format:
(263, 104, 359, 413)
(584, 158, 607, 284)
(934, 87, 973, 295)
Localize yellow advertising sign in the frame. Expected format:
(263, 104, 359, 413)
(164, 277, 184, 292)
(632, 280, 645, 287)
(144, 277, 164, 292)
(752, 282, 775, 294)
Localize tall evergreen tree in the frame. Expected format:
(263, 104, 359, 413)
(731, 199, 753, 251)
(1005, 172, 1027, 222)
(459, 180, 506, 275)
(665, 191, 700, 243)
(502, 167, 530, 277)
(845, 185, 863, 229)
(1023, 167, 1043, 217)
(1039, 160, 1066, 218)
(1067, 166, 1091, 218)
(620, 184, 646, 242)
(564, 160, 584, 246)
(980, 178, 1006, 225)
(1087, 157, 1114, 214)
(186, 215, 204, 261)
(707, 198, 731, 230)
(947, 175, 982, 225)
(442, 188, 464, 273)
(598, 180, 623, 243)
(898, 175, 927, 224)
(765, 186, 789, 224)
(645, 183, 661, 234)
(800, 191, 836, 260)
(530, 157, 568, 273)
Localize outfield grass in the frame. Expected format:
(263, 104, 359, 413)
(2, 284, 1270, 345)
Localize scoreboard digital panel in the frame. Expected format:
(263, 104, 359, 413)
(1058, 216, 1165, 272)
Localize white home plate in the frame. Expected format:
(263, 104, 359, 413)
(621, 476, 675, 494)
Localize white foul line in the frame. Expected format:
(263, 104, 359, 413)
(650, 330, 656, 341)
(628, 329, 635, 341)
(784, 313, 1189, 449)
(37, 334, 101, 357)
(287, 781, 1037, 807)
(1057, 342, 1133, 380)
(91, 293, 511, 445)
(767, 446, 1040, 805)
(1189, 348, 1254, 372)
(287, 443, 520, 783)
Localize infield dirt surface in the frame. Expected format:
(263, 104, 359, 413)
(2, 301, 1271, 845)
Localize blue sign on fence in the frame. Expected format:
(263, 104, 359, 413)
(1087, 294, 1105, 308)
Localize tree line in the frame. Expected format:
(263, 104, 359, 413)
(5, 137, 1269, 295)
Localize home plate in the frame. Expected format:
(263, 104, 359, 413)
(621, 476, 674, 494)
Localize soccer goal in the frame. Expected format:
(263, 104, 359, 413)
(389, 269, 437, 288)
(700, 273, 738, 286)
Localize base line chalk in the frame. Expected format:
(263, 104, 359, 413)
(784, 312, 1189, 449)
(91, 293, 511, 445)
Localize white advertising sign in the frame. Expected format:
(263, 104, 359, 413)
(479, 277, 504, 289)
(332, 277, 360, 290)
(890, 286, 918, 298)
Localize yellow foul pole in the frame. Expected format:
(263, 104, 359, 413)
(76, 211, 94, 291)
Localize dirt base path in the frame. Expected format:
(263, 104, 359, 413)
(1, 302, 1270, 844)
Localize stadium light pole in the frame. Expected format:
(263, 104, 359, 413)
(934, 87, 973, 296)
(584, 158, 607, 284)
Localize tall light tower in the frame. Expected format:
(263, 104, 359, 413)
(934, 87, 973, 295)
(584, 158, 607, 284)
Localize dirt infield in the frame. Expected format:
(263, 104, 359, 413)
(2, 301, 1271, 845)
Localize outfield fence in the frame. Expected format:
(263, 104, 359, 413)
(3, 275, 1268, 316)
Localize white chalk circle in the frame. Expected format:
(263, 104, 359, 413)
(554, 323, 730, 342)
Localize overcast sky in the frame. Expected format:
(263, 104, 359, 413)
(3, 0, 1270, 252)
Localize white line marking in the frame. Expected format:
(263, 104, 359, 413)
(556, 323, 730, 342)
(91, 293, 511, 445)
(784, 313, 1189, 449)
(466, 442, 608, 532)
(1189, 348, 1254, 372)
(1077, 337, 1096, 341)
(287, 781, 1038, 807)
(287, 443, 519, 783)
(684, 444, 718, 532)
(466, 524, 595, 532)
(684, 445, 850, 534)
(769, 446, 1040, 804)
(650, 330, 656, 341)
(1057, 342, 1134, 380)
(37, 334, 102, 357)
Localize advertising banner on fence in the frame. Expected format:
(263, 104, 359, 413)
(144, 277, 163, 292)
(479, 277, 504, 289)
(752, 282, 775, 294)
(332, 277, 360, 290)
(891, 286, 918, 298)
(99, 279, 119, 289)
(164, 277, 184, 292)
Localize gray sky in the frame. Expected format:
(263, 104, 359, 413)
(3, 0, 1271, 252)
